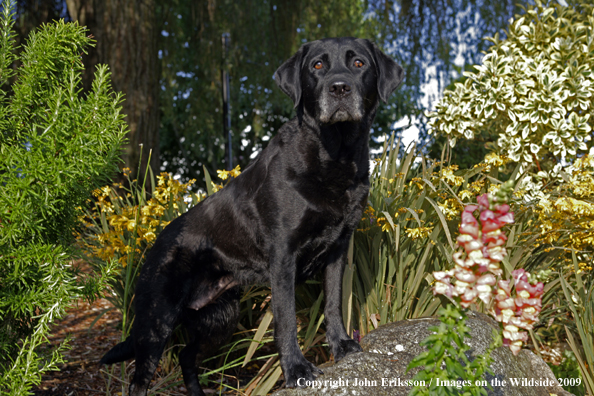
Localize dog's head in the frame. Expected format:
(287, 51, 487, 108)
(274, 37, 404, 125)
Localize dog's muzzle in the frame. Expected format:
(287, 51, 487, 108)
(319, 80, 363, 124)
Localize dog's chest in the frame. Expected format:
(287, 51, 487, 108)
(292, 177, 368, 280)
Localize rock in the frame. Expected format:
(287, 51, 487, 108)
(273, 312, 574, 396)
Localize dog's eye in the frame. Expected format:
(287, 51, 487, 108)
(314, 61, 323, 70)
(354, 60, 364, 68)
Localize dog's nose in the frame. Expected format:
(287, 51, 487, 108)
(329, 81, 352, 97)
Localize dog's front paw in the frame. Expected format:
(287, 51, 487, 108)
(282, 357, 324, 388)
(332, 338, 363, 362)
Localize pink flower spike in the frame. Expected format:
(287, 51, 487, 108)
(476, 284, 492, 304)
(503, 327, 528, 342)
(508, 340, 523, 356)
(512, 269, 526, 281)
(452, 252, 466, 266)
(454, 281, 470, 295)
(463, 240, 483, 253)
(498, 307, 515, 323)
(479, 210, 496, 222)
(457, 234, 475, 244)
(460, 287, 479, 307)
(497, 297, 516, 311)
(477, 273, 497, 286)
(486, 246, 506, 262)
(516, 281, 544, 298)
(487, 263, 503, 276)
(483, 232, 507, 247)
(482, 218, 504, 233)
(515, 297, 542, 310)
(460, 211, 480, 237)
(477, 193, 490, 210)
(498, 280, 512, 295)
(433, 271, 452, 282)
(459, 222, 480, 239)
(464, 204, 478, 213)
(433, 281, 454, 297)
(468, 249, 488, 263)
(494, 203, 510, 215)
(454, 268, 477, 283)
(498, 212, 515, 225)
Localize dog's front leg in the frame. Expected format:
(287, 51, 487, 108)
(324, 253, 363, 362)
(270, 253, 323, 388)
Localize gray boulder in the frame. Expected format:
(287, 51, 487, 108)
(273, 312, 573, 396)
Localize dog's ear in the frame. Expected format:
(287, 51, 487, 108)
(274, 45, 307, 108)
(366, 40, 404, 103)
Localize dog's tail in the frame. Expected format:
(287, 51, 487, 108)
(99, 335, 135, 365)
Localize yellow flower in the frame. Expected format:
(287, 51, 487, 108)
(469, 180, 485, 193)
(141, 205, 151, 217)
(217, 169, 230, 180)
(483, 152, 507, 167)
(488, 185, 500, 195)
(144, 231, 156, 243)
(440, 166, 464, 187)
(157, 173, 168, 187)
(76, 169, 207, 274)
(437, 199, 461, 220)
(109, 215, 127, 229)
(458, 190, 474, 200)
(153, 205, 165, 216)
(126, 220, 136, 231)
(513, 189, 527, 199)
(409, 177, 424, 190)
(376, 217, 392, 232)
(574, 155, 594, 170)
(229, 165, 241, 178)
(554, 197, 594, 216)
(405, 226, 433, 240)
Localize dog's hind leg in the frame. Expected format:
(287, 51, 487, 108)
(179, 287, 241, 396)
(127, 293, 182, 396)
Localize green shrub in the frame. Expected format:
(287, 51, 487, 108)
(0, 1, 127, 392)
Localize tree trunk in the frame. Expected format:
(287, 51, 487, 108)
(66, 0, 160, 178)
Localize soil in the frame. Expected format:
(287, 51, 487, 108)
(31, 296, 133, 396)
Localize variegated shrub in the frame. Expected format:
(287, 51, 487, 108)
(428, 1, 593, 201)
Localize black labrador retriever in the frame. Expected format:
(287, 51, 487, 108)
(100, 37, 404, 396)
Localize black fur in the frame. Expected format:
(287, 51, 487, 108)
(99, 37, 404, 396)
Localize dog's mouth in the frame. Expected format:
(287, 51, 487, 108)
(329, 107, 351, 123)
(319, 103, 363, 125)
